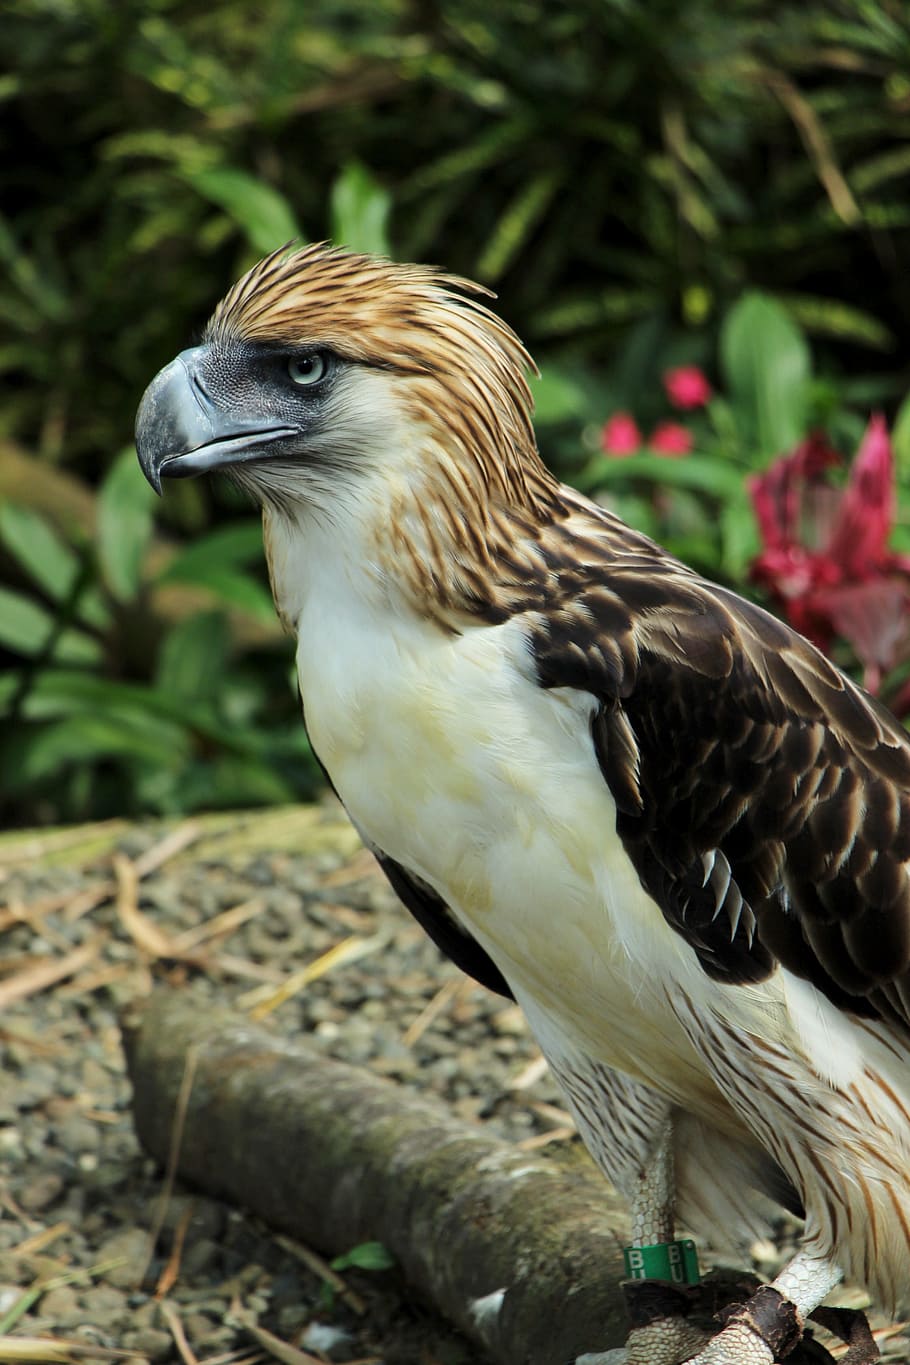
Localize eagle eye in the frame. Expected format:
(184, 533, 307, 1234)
(287, 353, 329, 387)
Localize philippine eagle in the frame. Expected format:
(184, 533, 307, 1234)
(136, 244, 909, 1365)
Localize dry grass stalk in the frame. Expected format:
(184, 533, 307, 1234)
(9, 1226, 70, 1260)
(238, 934, 385, 1020)
(0, 1338, 136, 1362)
(273, 1235, 366, 1316)
(0, 940, 102, 1011)
(138, 1045, 201, 1289)
(401, 977, 462, 1047)
(507, 1053, 548, 1091)
(155, 1203, 194, 1300)
(230, 1309, 324, 1365)
(159, 1301, 200, 1365)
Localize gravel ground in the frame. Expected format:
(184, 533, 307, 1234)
(1, 802, 909, 1365)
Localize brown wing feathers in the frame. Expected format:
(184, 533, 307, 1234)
(531, 511, 910, 1018)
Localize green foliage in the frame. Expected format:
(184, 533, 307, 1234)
(0, 460, 316, 825)
(2, 0, 909, 824)
(320, 1241, 395, 1310)
(719, 294, 811, 457)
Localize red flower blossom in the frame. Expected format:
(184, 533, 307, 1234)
(649, 421, 693, 456)
(600, 412, 642, 456)
(749, 415, 910, 696)
(664, 365, 712, 409)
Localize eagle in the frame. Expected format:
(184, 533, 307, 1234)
(135, 243, 908, 1365)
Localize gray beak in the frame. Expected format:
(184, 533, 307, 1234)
(135, 346, 296, 494)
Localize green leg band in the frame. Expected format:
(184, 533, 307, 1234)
(623, 1239, 700, 1284)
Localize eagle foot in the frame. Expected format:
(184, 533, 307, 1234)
(602, 1273, 871, 1365)
(680, 1282, 879, 1365)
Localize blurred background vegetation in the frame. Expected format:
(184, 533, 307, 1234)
(3, 0, 910, 827)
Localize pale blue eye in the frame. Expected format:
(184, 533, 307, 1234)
(288, 353, 327, 386)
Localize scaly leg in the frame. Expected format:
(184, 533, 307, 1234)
(685, 1250, 846, 1365)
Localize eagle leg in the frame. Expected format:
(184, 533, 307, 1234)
(612, 1120, 711, 1365)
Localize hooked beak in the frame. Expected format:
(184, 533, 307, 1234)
(135, 346, 297, 494)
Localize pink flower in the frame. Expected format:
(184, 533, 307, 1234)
(664, 365, 712, 409)
(600, 412, 642, 456)
(649, 421, 693, 456)
(748, 416, 910, 696)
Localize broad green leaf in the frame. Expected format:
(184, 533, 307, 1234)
(578, 453, 747, 499)
(0, 504, 78, 600)
(0, 504, 109, 629)
(159, 562, 277, 625)
(330, 162, 391, 257)
(893, 392, 910, 478)
(155, 521, 264, 584)
(530, 366, 590, 425)
(0, 587, 100, 662)
(190, 167, 302, 255)
(16, 714, 189, 784)
(720, 491, 761, 580)
(155, 612, 230, 701)
(719, 293, 811, 457)
(98, 447, 157, 601)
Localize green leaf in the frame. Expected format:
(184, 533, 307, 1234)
(893, 392, 910, 478)
(155, 612, 230, 701)
(98, 447, 157, 602)
(0, 504, 109, 630)
(0, 503, 78, 600)
(530, 366, 590, 425)
(719, 293, 811, 458)
(330, 162, 391, 257)
(159, 562, 277, 625)
(331, 1241, 395, 1273)
(578, 453, 747, 499)
(0, 587, 100, 662)
(13, 714, 188, 785)
(476, 169, 561, 282)
(154, 521, 264, 584)
(190, 167, 302, 255)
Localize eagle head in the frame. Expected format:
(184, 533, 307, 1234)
(135, 242, 549, 519)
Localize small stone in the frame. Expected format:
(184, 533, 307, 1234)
(19, 1171, 65, 1211)
(39, 1284, 82, 1325)
(122, 1327, 173, 1360)
(181, 1237, 222, 1277)
(96, 1227, 150, 1288)
(81, 1283, 129, 1317)
(56, 1114, 102, 1154)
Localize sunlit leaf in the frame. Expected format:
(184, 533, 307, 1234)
(720, 293, 811, 457)
(0, 503, 78, 599)
(155, 521, 265, 583)
(893, 391, 910, 478)
(530, 366, 590, 425)
(98, 448, 157, 602)
(190, 167, 302, 255)
(158, 562, 277, 625)
(0, 588, 100, 662)
(330, 162, 391, 257)
(578, 453, 746, 499)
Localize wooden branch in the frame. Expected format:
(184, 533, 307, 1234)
(122, 990, 630, 1365)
